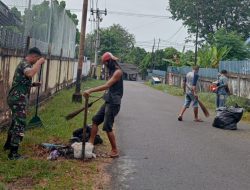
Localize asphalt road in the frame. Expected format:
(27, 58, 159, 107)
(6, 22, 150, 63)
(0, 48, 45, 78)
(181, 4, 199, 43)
(108, 81, 250, 190)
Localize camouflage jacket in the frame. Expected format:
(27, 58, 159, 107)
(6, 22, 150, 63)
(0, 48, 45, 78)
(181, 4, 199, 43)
(7, 59, 32, 103)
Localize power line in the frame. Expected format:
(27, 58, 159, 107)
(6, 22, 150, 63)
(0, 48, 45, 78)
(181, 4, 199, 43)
(166, 25, 183, 41)
(130, 19, 164, 30)
(108, 11, 171, 19)
(135, 42, 194, 48)
(136, 39, 194, 47)
(6, 5, 172, 19)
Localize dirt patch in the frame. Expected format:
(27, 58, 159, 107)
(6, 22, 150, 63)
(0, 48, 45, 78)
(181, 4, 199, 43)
(92, 146, 113, 190)
(93, 160, 112, 190)
(6, 177, 36, 190)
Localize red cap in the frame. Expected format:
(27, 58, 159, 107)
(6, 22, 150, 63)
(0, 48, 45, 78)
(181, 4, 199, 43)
(101, 52, 119, 63)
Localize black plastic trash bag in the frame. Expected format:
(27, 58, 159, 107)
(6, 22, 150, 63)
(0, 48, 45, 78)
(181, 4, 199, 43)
(70, 125, 103, 145)
(212, 106, 244, 130)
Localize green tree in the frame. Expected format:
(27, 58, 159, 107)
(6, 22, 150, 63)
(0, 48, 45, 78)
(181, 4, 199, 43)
(84, 33, 95, 59)
(198, 45, 230, 68)
(124, 47, 147, 66)
(30, 1, 51, 42)
(66, 10, 79, 26)
(163, 47, 180, 60)
(54, 1, 79, 44)
(99, 24, 135, 61)
(84, 24, 135, 62)
(138, 47, 181, 72)
(213, 29, 250, 60)
(169, 0, 250, 41)
(179, 50, 195, 66)
(6, 7, 23, 33)
(153, 49, 166, 70)
(65, 9, 80, 44)
(10, 7, 21, 19)
(161, 47, 180, 67)
(139, 53, 152, 72)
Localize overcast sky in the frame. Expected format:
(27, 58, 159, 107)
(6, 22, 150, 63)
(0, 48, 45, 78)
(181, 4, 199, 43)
(65, 0, 194, 51)
(5, 0, 195, 52)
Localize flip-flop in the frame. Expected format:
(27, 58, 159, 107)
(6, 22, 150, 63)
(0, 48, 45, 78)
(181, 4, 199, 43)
(178, 116, 182, 121)
(109, 152, 119, 158)
(194, 119, 203, 122)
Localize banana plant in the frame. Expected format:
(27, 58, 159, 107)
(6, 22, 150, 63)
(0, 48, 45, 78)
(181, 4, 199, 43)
(210, 46, 231, 67)
(198, 45, 230, 68)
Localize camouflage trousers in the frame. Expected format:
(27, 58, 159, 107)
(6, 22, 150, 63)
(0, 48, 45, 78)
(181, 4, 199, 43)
(7, 100, 27, 147)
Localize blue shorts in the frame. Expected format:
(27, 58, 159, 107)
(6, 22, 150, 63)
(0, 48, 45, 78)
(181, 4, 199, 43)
(184, 93, 198, 108)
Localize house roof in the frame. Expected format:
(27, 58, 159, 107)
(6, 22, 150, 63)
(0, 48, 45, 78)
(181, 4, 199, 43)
(118, 63, 139, 75)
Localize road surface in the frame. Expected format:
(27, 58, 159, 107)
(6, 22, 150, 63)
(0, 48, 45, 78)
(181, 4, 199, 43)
(108, 81, 250, 190)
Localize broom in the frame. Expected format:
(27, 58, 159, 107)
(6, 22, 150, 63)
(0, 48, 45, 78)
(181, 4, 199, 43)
(186, 85, 210, 117)
(28, 65, 43, 128)
(65, 96, 103, 120)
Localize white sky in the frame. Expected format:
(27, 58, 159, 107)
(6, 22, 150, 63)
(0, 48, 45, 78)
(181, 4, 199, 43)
(65, 0, 195, 51)
(4, 0, 195, 52)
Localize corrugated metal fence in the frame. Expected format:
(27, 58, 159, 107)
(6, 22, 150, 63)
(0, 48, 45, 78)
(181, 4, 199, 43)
(220, 60, 250, 75)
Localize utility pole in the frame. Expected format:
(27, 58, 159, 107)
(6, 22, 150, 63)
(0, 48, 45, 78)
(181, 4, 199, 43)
(24, 0, 32, 54)
(91, 7, 107, 78)
(93, 14, 99, 78)
(24, 0, 31, 37)
(72, 0, 89, 103)
(154, 38, 160, 70)
(194, 5, 199, 66)
(151, 38, 156, 72)
(88, 17, 95, 62)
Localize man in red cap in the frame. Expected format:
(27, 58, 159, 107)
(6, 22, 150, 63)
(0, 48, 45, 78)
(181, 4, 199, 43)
(83, 52, 123, 158)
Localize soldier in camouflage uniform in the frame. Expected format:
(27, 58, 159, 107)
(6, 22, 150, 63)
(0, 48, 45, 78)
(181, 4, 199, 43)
(3, 47, 45, 160)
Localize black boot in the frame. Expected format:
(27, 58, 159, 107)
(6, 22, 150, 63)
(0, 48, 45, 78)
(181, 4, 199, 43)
(3, 134, 12, 151)
(8, 146, 23, 160)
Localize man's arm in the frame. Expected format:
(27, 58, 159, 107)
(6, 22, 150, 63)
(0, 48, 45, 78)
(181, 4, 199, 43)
(183, 77, 186, 94)
(24, 58, 45, 78)
(83, 69, 122, 97)
(192, 73, 199, 96)
(216, 77, 228, 89)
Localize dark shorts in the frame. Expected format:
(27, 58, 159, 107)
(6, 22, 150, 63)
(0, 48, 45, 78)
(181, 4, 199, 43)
(92, 103, 120, 132)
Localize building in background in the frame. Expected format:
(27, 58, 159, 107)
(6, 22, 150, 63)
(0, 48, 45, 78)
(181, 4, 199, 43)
(118, 63, 139, 81)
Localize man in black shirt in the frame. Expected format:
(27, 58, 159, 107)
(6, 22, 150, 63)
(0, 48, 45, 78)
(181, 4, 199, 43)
(83, 52, 123, 158)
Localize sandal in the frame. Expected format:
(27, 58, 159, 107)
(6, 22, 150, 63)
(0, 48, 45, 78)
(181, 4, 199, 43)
(109, 151, 119, 158)
(194, 119, 203, 122)
(178, 116, 183, 121)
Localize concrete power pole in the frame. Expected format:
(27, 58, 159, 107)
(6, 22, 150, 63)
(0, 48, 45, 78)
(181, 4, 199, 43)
(91, 8, 107, 78)
(93, 11, 100, 78)
(154, 38, 160, 69)
(151, 38, 156, 72)
(72, 0, 89, 103)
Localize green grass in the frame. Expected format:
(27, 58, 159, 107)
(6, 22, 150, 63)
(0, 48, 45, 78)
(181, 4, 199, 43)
(0, 79, 108, 189)
(146, 82, 184, 96)
(146, 81, 250, 123)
